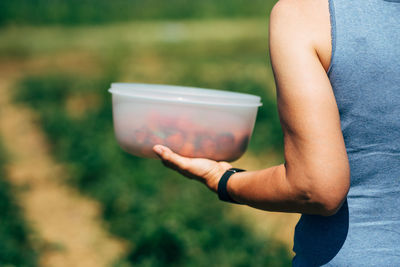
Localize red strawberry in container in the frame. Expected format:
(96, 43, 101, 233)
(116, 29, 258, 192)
(165, 132, 185, 151)
(232, 130, 251, 152)
(216, 132, 235, 150)
(237, 133, 250, 153)
(216, 132, 236, 160)
(179, 143, 195, 157)
(149, 132, 164, 145)
(138, 131, 162, 156)
(230, 132, 251, 160)
(109, 83, 262, 160)
(198, 135, 217, 159)
(158, 115, 177, 130)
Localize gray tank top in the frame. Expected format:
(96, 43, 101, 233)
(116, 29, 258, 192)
(293, 0, 400, 265)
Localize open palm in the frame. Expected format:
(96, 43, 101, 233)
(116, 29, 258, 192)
(153, 145, 232, 192)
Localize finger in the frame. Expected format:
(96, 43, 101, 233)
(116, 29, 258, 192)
(153, 145, 191, 171)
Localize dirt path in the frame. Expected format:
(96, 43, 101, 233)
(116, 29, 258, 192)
(0, 60, 125, 267)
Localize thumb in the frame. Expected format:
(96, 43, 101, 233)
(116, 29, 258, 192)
(153, 145, 190, 171)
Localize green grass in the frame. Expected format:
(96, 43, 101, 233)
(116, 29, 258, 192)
(0, 19, 268, 59)
(0, 0, 276, 26)
(0, 143, 38, 266)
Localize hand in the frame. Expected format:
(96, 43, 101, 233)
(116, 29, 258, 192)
(153, 145, 232, 192)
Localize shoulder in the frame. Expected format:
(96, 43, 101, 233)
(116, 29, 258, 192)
(269, 0, 331, 71)
(269, 0, 317, 53)
(269, 0, 313, 46)
(270, 0, 328, 23)
(270, 0, 309, 19)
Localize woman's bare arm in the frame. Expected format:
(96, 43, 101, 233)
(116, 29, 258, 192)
(225, 0, 350, 216)
(154, 0, 350, 216)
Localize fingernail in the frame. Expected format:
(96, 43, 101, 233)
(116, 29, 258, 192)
(154, 145, 163, 155)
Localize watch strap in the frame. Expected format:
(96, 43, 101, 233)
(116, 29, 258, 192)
(217, 168, 245, 204)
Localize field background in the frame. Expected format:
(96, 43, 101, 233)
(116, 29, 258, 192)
(0, 1, 300, 266)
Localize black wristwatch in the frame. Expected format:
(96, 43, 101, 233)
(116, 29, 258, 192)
(217, 168, 245, 204)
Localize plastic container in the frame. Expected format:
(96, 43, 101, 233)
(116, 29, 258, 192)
(109, 84, 262, 162)
(110, 83, 261, 105)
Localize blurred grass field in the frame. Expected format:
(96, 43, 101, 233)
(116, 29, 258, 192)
(0, 142, 38, 265)
(0, 12, 299, 267)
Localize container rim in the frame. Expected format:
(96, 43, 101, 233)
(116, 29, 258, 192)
(110, 83, 261, 102)
(109, 88, 263, 108)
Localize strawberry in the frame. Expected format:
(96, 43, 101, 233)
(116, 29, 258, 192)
(199, 136, 217, 159)
(179, 143, 195, 157)
(216, 133, 235, 150)
(148, 134, 163, 146)
(237, 134, 250, 153)
(166, 132, 185, 151)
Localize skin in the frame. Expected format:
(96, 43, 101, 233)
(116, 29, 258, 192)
(153, 0, 350, 217)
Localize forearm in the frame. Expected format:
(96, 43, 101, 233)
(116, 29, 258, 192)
(227, 164, 332, 215)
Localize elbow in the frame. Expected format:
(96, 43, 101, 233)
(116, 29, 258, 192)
(313, 179, 350, 216)
(316, 193, 347, 216)
(290, 170, 350, 216)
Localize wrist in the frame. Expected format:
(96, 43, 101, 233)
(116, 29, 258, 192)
(206, 163, 232, 193)
(217, 168, 245, 204)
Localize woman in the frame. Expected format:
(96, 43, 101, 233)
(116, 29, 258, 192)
(153, 0, 400, 265)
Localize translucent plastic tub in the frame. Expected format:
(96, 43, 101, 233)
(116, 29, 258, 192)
(109, 84, 262, 162)
(110, 83, 261, 105)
